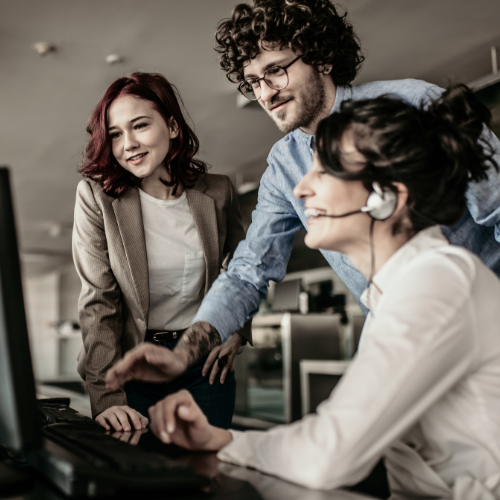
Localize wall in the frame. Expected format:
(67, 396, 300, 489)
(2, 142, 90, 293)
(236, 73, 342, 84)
(24, 272, 59, 381)
(59, 264, 81, 322)
(23, 264, 82, 382)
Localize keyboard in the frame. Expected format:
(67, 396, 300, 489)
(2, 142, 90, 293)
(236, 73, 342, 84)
(43, 423, 190, 474)
(33, 400, 208, 495)
(38, 423, 207, 495)
(38, 400, 94, 425)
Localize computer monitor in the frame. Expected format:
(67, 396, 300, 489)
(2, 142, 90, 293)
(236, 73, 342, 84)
(271, 278, 302, 312)
(0, 167, 41, 453)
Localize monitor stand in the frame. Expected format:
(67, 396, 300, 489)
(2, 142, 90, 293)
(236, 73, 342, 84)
(0, 450, 34, 495)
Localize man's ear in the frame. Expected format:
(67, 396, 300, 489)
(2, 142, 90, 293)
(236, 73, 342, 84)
(317, 64, 332, 75)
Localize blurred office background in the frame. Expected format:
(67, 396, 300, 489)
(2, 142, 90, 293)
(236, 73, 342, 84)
(2, 0, 500, 421)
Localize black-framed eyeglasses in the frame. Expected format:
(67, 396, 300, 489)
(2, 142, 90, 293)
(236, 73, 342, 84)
(238, 55, 302, 101)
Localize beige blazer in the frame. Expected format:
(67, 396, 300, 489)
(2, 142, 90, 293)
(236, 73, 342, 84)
(72, 174, 251, 417)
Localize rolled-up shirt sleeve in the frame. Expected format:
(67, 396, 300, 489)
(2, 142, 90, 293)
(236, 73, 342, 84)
(193, 162, 303, 342)
(218, 252, 476, 490)
(418, 86, 500, 243)
(465, 127, 500, 241)
(416, 85, 500, 243)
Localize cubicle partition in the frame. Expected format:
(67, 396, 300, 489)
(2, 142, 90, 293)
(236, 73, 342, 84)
(234, 313, 343, 425)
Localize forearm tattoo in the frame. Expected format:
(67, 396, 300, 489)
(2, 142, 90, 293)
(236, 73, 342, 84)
(174, 321, 221, 366)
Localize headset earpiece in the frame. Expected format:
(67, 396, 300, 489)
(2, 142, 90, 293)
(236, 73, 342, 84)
(364, 182, 398, 221)
(303, 181, 398, 221)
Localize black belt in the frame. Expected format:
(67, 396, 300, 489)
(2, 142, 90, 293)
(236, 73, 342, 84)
(145, 328, 187, 343)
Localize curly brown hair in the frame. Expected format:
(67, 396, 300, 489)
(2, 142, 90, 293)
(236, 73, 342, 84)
(215, 0, 364, 86)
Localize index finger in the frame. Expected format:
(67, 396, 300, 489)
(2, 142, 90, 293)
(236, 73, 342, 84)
(220, 349, 238, 384)
(149, 390, 194, 441)
(105, 344, 155, 390)
(202, 345, 221, 377)
(209, 359, 221, 385)
(105, 365, 132, 391)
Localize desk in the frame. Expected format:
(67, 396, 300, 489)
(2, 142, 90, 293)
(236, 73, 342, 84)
(2, 432, 380, 500)
(4, 462, 380, 500)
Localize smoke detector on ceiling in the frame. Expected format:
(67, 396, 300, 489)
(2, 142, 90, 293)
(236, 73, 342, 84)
(33, 41, 56, 56)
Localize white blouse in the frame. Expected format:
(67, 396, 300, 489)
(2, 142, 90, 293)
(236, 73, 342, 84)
(218, 227, 500, 499)
(139, 189, 206, 331)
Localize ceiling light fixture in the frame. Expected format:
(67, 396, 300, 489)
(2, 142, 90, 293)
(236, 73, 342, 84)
(33, 41, 56, 56)
(105, 54, 123, 65)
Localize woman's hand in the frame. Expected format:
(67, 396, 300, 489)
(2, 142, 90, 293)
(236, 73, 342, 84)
(202, 333, 244, 384)
(105, 343, 188, 391)
(95, 405, 149, 432)
(148, 390, 233, 452)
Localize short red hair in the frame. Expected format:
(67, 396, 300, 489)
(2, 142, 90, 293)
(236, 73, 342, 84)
(79, 73, 207, 197)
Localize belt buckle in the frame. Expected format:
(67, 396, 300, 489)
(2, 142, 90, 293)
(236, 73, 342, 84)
(152, 331, 177, 342)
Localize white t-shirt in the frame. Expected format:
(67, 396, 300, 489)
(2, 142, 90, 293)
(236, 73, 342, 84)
(139, 189, 206, 330)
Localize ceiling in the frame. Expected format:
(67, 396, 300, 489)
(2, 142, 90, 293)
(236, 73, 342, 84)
(2, 0, 500, 275)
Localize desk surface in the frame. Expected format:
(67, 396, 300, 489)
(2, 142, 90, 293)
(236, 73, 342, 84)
(3, 431, 379, 500)
(5, 462, 380, 500)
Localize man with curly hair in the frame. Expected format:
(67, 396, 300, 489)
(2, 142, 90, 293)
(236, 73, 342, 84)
(215, 0, 363, 136)
(190, 0, 500, 331)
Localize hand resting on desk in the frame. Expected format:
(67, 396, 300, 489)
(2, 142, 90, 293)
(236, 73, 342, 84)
(148, 389, 233, 451)
(95, 404, 149, 432)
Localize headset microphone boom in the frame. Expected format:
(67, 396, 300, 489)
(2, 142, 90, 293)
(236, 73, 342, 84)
(304, 182, 398, 222)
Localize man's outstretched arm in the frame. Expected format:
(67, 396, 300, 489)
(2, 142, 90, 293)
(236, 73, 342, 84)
(105, 322, 221, 390)
(193, 162, 304, 343)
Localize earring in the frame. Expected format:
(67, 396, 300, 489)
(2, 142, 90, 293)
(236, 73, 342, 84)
(324, 67, 332, 75)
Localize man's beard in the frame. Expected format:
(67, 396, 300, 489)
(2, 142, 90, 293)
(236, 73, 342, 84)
(269, 72, 327, 134)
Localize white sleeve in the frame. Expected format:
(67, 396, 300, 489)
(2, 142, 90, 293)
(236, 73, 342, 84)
(218, 253, 476, 490)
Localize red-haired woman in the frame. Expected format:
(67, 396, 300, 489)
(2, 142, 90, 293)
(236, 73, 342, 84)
(73, 72, 250, 432)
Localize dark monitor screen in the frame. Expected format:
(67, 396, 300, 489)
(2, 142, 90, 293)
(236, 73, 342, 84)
(271, 279, 301, 312)
(0, 167, 40, 453)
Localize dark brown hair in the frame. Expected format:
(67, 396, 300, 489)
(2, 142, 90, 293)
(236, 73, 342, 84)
(316, 84, 498, 231)
(215, 0, 364, 85)
(79, 72, 207, 197)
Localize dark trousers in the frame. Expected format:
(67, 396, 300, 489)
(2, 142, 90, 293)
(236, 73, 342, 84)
(124, 335, 236, 429)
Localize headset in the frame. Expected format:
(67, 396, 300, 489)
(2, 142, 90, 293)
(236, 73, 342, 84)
(304, 182, 398, 307)
(304, 182, 398, 221)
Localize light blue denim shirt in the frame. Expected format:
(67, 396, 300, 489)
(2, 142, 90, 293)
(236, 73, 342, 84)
(194, 79, 500, 341)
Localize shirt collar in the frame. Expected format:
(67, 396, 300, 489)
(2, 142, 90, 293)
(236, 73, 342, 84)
(360, 226, 450, 311)
(330, 85, 349, 115)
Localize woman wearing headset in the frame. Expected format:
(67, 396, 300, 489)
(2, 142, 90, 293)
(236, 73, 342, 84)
(73, 72, 249, 432)
(134, 84, 500, 498)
